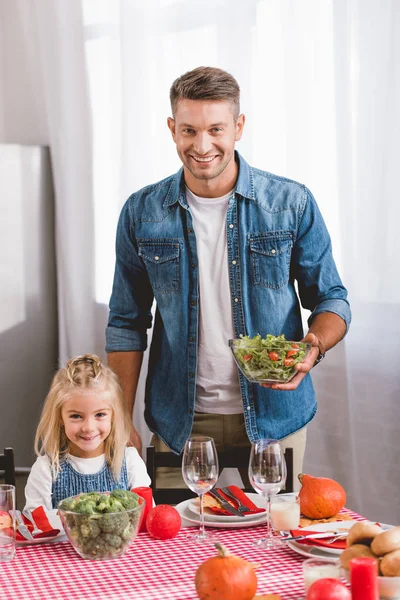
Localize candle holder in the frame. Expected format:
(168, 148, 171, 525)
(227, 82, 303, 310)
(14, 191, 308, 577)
(303, 558, 341, 592)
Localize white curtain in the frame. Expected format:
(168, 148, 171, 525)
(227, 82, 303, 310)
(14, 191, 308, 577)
(20, 0, 400, 524)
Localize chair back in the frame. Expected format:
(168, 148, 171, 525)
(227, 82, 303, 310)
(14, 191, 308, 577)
(0, 447, 16, 487)
(146, 445, 294, 505)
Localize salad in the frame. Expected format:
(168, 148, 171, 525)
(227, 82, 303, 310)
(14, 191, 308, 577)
(230, 334, 309, 383)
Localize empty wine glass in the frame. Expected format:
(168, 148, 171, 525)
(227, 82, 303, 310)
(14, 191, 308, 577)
(182, 436, 219, 542)
(249, 438, 287, 549)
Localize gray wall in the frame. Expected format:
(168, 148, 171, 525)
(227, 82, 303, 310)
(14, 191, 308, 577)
(0, 144, 58, 467)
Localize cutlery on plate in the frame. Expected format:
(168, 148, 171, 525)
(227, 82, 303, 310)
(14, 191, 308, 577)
(26, 510, 41, 536)
(283, 531, 349, 542)
(207, 489, 245, 517)
(12, 510, 34, 540)
(221, 487, 255, 513)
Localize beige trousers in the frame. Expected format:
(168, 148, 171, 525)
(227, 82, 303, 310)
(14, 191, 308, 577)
(151, 412, 307, 492)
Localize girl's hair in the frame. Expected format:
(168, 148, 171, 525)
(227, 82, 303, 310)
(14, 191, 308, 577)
(170, 66, 240, 119)
(34, 354, 131, 481)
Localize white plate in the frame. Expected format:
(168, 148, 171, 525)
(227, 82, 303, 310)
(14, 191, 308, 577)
(187, 495, 265, 523)
(296, 520, 359, 555)
(287, 539, 341, 563)
(175, 495, 267, 529)
(286, 519, 359, 559)
(17, 531, 67, 546)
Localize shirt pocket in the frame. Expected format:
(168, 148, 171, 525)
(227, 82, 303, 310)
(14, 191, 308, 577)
(249, 232, 293, 289)
(138, 240, 180, 293)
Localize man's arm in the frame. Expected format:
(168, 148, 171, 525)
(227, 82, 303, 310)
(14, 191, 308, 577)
(106, 198, 154, 453)
(261, 312, 346, 391)
(261, 187, 350, 391)
(108, 351, 144, 453)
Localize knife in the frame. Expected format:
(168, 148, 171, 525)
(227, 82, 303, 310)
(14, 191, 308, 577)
(207, 489, 245, 517)
(12, 510, 34, 540)
(283, 531, 349, 542)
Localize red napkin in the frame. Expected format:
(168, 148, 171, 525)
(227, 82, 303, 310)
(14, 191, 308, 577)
(289, 528, 347, 550)
(205, 485, 265, 517)
(16, 507, 60, 542)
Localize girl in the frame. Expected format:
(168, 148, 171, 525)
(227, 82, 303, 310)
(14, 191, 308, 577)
(24, 354, 151, 514)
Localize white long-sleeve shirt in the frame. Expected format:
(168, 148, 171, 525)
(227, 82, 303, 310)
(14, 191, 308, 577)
(24, 447, 151, 515)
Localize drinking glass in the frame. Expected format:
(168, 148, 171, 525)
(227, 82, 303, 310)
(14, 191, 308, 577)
(0, 484, 16, 562)
(270, 495, 300, 531)
(182, 436, 219, 542)
(248, 439, 286, 549)
(303, 558, 341, 592)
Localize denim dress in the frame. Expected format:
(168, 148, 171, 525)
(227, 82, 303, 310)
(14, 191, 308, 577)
(51, 457, 129, 508)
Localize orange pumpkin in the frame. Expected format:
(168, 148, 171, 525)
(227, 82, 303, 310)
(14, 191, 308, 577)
(298, 473, 346, 519)
(195, 543, 258, 600)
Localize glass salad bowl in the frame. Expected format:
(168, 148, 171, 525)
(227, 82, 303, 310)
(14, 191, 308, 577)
(229, 334, 312, 384)
(58, 490, 144, 560)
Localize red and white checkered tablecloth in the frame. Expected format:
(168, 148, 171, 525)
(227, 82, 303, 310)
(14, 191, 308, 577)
(0, 510, 362, 600)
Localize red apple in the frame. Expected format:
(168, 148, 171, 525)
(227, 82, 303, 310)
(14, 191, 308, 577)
(307, 578, 351, 600)
(146, 504, 181, 540)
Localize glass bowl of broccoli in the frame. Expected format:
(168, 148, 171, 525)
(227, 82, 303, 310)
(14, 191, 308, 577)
(229, 334, 312, 384)
(58, 489, 145, 560)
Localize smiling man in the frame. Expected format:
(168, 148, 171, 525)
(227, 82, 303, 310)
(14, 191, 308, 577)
(106, 67, 351, 488)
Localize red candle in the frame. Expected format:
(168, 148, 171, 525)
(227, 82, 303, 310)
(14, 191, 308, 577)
(350, 556, 379, 600)
(132, 486, 153, 532)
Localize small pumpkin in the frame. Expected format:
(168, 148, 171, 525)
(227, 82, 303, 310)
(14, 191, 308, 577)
(298, 473, 346, 519)
(195, 543, 258, 600)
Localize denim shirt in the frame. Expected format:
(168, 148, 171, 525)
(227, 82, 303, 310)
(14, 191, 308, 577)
(106, 152, 351, 453)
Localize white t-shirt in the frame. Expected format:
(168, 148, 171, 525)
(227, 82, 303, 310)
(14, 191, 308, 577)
(186, 187, 243, 414)
(24, 447, 151, 516)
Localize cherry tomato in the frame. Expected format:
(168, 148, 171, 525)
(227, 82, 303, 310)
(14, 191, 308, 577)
(284, 358, 295, 367)
(291, 343, 299, 349)
(268, 351, 280, 361)
(286, 349, 298, 358)
(243, 354, 253, 362)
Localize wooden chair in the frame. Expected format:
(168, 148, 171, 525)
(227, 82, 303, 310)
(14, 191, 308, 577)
(0, 447, 16, 487)
(146, 445, 293, 505)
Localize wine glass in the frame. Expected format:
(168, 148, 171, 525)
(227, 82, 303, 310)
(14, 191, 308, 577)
(249, 438, 287, 549)
(182, 436, 219, 542)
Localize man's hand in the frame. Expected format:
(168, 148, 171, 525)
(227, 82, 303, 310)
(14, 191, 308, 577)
(259, 332, 320, 391)
(127, 423, 143, 456)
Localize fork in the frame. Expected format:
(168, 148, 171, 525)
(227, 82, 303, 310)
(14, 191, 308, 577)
(221, 487, 253, 513)
(325, 533, 348, 544)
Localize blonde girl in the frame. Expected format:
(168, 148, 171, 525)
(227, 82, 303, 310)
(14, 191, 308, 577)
(24, 354, 150, 514)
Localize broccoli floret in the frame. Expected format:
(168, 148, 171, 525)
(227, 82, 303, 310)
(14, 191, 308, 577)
(80, 535, 114, 558)
(110, 489, 140, 510)
(58, 496, 76, 511)
(120, 521, 134, 541)
(102, 533, 122, 549)
(100, 511, 129, 534)
(64, 513, 76, 530)
(73, 499, 97, 514)
(96, 496, 120, 513)
(80, 519, 101, 539)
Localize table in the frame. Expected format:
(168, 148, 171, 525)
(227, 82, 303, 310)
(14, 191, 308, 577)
(0, 511, 360, 600)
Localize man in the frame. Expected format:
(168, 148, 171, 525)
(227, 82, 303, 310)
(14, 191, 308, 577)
(106, 66, 351, 487)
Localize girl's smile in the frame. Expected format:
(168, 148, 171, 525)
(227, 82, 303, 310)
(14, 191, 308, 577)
(61, 392, 113, 458)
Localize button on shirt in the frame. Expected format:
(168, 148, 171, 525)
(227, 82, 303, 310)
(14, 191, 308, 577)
(185, 187, 242, 415)
(106, 152, 351, 454)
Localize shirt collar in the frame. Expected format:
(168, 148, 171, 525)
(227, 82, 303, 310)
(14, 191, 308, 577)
(163, 150, 255, 208)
